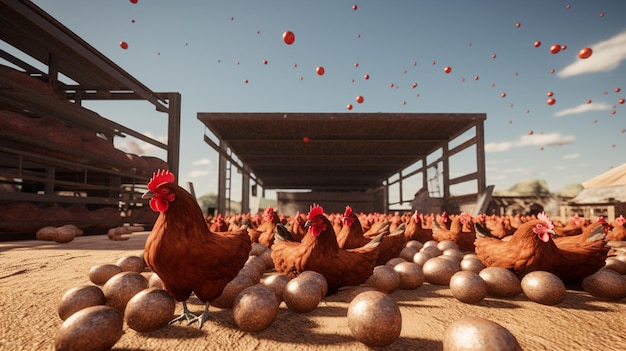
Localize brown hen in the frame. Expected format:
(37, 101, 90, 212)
(271, 204, 381, 294)
(143, 170, 251, 328)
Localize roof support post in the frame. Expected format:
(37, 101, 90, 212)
(241, 165, 250, 214)
(475, 120, 486, 194)
(217, 142, 227, 215)
(165, 92, 181, 180)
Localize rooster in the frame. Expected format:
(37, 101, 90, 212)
(608, 215, 626, 241)
(143, 170, 251, 328)
(403, 211, 433, 243)
(336, 205, 405, 265)
(475, 212, 608, 282)
(271, 204, 381, 294)
(431, 212, 476, 251)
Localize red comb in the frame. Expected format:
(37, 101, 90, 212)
(308, 203, 324, 220)
(344, 205, 353, 217)
(537, 212, 554, 230)
(148, 169, 175, 191)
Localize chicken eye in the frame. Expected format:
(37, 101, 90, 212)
(160, 188, 170, 195)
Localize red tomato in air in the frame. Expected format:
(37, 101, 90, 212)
(615, 87, 621, 93)
(347, 104, 353, 110)
(352, 4, 358, 10)
(578, 47, 592, 59)
(561, 45, 567, 51)
(547, 98, 556, 105)
(354, 62, 359, 67)
(547, 91, 554, 97)
(316, 66, 325, 75)
(619, 99, 625, 104)
(356, 95, 364, 104)
(283, 31, 295, 45)
(550, 44, 561, 54)
(444, 66, 452, 74)
(534, 41, 541, 48)
(119, 41, 129, 49)
(364, 74, 369, 80)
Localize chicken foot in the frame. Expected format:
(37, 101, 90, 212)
(170, 301, 218, 329)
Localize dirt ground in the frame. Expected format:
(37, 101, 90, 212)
(1, 232, 626, 351)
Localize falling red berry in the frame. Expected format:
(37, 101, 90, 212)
(347, 104, 353, 110)
(444, 66, 452, 74)
(316, 66, 325, 75)
(352, 4, 358, 10)
(356, 95, 364, 104)
(578, 47, 593, 59)
(547, 91, 554, 97)
(615, 88, 621, 93)
(550, 44, 561, 54)
(364, 74, 369, 80)
(534, 41, 541, 48)
(119, 41, 129, 49)
(528, 130, 534, 135)
(283, 31, 295, 45)
(547, 98, 556, 105)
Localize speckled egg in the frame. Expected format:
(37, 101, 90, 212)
(102, 272, 148, 312)
(347, 290, 402, 347)
(249, 242, 270, 256)
(233, 284, 279, 332)
(366, 265, 401, 294)
(393, 261, 424, 290)
(449, 271, 487, 304)
(210, 273, 255, 308)
(582, 268, 626, 301)
(443, 316, 522, 351)
(245, 255, 267, 275)
(124, 288, 175, 332)
(298, 270, 328, 298)
(520, 271, 566, 305)
(423, 257, 460, 286)
(460, 257, 487, 274)
(399, 246, 419, 261)
(238, 263, 262, 283)
(385, 257, 407, 267)
(88, 264, 122, 286)
(116, 256, 145, 273)
(55, 305, 123, 351)
(405, 240, 423, 251)
(604, 257, 626, 275)
(58, 285, 106, 320)
(261, 273, 291, 301)
(479, 267, 521, 298)
(148, 273, 164, 289)
(437, 240, 459, 252)
(283, 276, 323, 313)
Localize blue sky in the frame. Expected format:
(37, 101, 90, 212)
(5, 1, 626, 206)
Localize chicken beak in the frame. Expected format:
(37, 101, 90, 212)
(304, 220, 312, 228)
(142, 190, 154, 199)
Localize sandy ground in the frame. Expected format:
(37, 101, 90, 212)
(1, 232, 626, 351)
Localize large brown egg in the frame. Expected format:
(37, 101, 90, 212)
(245, 255, 268, 276)
(460, 257, 486, 274)
(148, 273, 164, 289)
(479, 267, 522, 298)
(262, 273, 291, 301)
(124, 288, 175, 332)
(398, 246, 418, 261)
(604, 257, 626, 275)
(298, 270, 329, 298)
(437, 240, 459, 252)
(347, 290, 402, 347)
(36, 226, 57, 241)
(233, 284, 279, 332)
(422, 240, 439, 248)
(211, 273, 255, 308)
(412, 251, 433, 266)
(521, 271, 566, 305)
(238, 264, 263, 283)
(58, 285, 106, 320)
(442, 248, 464, 262)
(250, 242, 269, 256)
(385, 257, 407, 267)
(393, 261, 424, 290)
(423, 257, 460, 286)
(420, 245, 442, 258)
(283, 276, 323, 313)
(116, 256, 145, 273)
(449, 271, 487, 304)
(259, 249, 275, 270)
(367, 265, 401, 294)
(405, 240, 423, 251)
(443, 316, 522, 351)
(88, 264, 122, 286)
(582, 268, 626, 301)
(55, 305, 123, 351)
(54, 225, 80, 243)
(102, 272, 148, 312)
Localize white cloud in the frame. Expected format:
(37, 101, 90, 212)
(485, 133, 575, 152)
(188, 170, 210, 178)
(192, 158, 212, 166)
(554, 102, 612, 117)
(114, 131, 168, 155)
(558, 30, 626, 78)
(563, 153, 581, 160)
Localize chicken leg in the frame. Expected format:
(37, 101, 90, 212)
(170, 301, 217, 329)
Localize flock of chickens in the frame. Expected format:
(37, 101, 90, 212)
(141, 170, 626, 328)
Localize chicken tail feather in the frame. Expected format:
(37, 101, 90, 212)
(587, 225, 607, 242)
(475, 222, 493, 238)
(363, 233, 383, 249)
(390, 222, 406, 236)
(274, 223, 296, 242)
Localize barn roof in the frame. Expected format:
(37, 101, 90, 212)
(198, 112, 486, 192)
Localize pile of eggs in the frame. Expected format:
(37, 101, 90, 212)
(53, 237, 626, 349)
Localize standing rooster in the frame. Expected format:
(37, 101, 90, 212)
(142, 170, 251, 328)
(271, 204, 381, 294)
